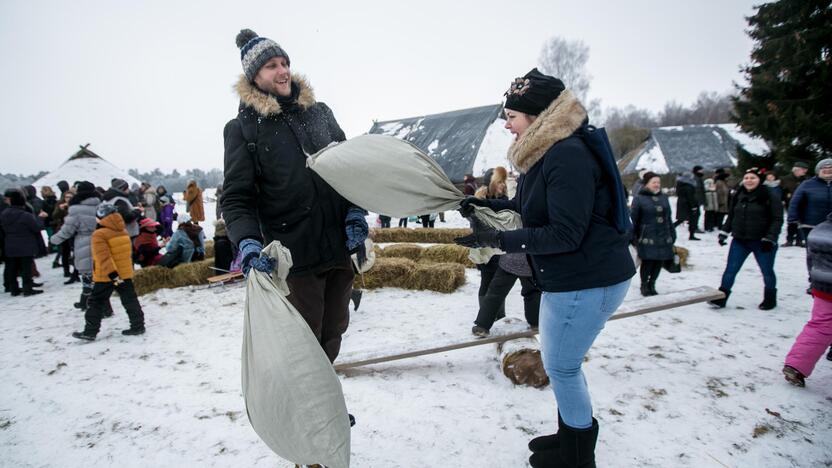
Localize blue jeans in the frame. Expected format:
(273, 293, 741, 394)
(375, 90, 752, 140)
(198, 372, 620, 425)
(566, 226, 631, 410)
(539, 279, 631, 429)
(719, 239, 777, 291)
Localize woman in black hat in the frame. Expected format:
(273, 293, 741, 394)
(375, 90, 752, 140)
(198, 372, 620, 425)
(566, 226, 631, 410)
(456, 68, 635, 467)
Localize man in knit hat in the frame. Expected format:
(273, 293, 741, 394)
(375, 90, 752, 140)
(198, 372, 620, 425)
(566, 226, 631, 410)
(102, 178, 140, 237)
(788, 158, 832, 284)
(781, 161, 810, 246)
(222, 29, 368, 367)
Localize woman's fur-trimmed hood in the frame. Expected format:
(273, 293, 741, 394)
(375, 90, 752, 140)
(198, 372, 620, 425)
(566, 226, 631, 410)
(234, 73, 316, 117)
(508, 90, 588, 174)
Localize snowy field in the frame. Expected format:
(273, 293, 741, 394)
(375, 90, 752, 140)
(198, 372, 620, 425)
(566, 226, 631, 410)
(1, 201, 830, 467)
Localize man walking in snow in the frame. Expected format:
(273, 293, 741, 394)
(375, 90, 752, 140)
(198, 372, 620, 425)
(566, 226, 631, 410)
(221, 29, 368, 364)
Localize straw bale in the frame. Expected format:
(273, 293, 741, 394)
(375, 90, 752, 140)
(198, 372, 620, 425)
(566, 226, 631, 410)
(419, 244, 475, 268)
(407, 262, 466, 293)
(371, 227, 472, 244)
(204, 240, 214, 258)
(380, 243, 423, 261)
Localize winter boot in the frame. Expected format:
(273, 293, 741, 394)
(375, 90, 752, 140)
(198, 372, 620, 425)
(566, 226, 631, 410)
(688, 234, 701, 241)
(826, 346, 832, 362)
(529, 417, 599, 468)
(72, 331, 96, 341)
(471, 325, 490, 337)
(782, 365, 805, 387)
(708, 287, 730, 308)
(23, 289, 44, 297)
(64, 271, 79, 285)
(528, 412, 564, 453)
(758, 288, 777, 310)
(648, 279, 659, 296)
(350, 289, 363, 311)
(348, 413, 356, 427)
(640, 283, 651, 297)
(121, 327, 146, 336)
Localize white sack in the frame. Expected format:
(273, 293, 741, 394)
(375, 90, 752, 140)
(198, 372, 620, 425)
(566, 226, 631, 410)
(241, 241, 350, 468)
(307, 134, 464, 218)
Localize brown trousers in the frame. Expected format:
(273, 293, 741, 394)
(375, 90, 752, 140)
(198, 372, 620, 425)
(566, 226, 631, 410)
(286, 264, 354, 363)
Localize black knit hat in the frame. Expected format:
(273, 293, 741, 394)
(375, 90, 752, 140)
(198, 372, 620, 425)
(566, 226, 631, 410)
(236, 29, 290, 82)
(110, 178, 128, 192)
(57, 180, 69, 193)
(75, 181, 96, 196)
(4, 188, 26, 206)
(504, 68, 566, 116)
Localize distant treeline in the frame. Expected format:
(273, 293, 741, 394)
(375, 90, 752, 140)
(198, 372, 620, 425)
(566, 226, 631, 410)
(126, 168, 223, 193)
(0, 172, 47, 192)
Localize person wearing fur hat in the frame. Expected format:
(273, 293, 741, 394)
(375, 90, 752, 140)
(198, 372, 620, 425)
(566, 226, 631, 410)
(630, 172, 676, 296)
(709, 167, 783, 310)
(72, 203, 145, 341)
(1, 188, 44, 296)
(222, 28, 367, 366)
(787, 158, 832, 284)
(51, 181, 104, 310)
(455, 68, 635, 467)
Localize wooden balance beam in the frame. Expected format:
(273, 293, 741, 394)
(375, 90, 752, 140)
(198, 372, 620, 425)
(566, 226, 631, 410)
(333, 286, 724, 372)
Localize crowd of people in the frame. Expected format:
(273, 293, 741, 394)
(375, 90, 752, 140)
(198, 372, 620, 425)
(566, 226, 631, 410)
(0, 177, 229, 341)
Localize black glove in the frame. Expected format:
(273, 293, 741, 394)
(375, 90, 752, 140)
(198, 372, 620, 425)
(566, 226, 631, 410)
(718, 232, 728, 246)
(454, 217, 502, 249)
(761, 239, 775, 252)
(458, 196, 489, 218)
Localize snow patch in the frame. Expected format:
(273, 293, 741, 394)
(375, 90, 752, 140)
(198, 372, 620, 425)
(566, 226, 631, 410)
(471, 118, 514, 176)
(635, 141, 670, 174)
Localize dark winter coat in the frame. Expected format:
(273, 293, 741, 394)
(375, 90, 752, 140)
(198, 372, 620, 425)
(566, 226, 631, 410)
(490, 91, 635, 292)
(674, 173, 699, 222)
(787, 176, 832, 228)
(50, 197, 99, 275)
(715, 178, 731, 213)
(102, 188, 140, 237)
(41, 195, 57, 230)
(780, 173, 807, 207)
(807, 212, 832, 294)
(723, 184, 783, 242)
(694, 174, 706, 206)
(222, 74, 354, 276)
(0, 205, 42, 258)
(630, 189, 676, 261)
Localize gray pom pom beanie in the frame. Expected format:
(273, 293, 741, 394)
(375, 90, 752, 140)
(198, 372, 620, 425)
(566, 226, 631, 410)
(236, 28, 290, 82)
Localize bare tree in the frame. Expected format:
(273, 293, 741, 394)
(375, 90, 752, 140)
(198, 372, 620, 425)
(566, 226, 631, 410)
(537, 36, 603, 122)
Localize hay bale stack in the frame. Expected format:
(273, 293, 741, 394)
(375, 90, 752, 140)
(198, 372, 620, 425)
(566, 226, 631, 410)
(357, 257, 415, 290)
(499, 337, 549, 388)
(379, 243, 423, 261)
(132, 259, 215, 295)
(371, 227, 471, 244)
(409, 262, 466, 293)
(204, 240, 214, 258)
(354, 257, 465, 293)
(420, 244, 475, 268)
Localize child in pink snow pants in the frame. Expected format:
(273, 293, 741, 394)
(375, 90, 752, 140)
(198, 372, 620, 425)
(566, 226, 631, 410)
(784, 291, 832, 385)
(783, 210, 832, 387)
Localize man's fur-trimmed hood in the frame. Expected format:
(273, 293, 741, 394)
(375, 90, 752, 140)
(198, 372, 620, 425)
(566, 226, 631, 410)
(508, 90, 588, 174)
(234, 73, 316, 117)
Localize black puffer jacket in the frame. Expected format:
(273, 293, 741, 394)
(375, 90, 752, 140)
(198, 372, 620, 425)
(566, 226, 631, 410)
(491, 91, 635, 292)
(0, 206, 42, 257)
(807, 212, 832, 293)
(723, 184, 783, 242)
(222, 74, 353, 276)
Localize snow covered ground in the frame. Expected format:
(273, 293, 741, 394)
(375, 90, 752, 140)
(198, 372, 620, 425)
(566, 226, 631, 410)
(1, 204, 830, 467)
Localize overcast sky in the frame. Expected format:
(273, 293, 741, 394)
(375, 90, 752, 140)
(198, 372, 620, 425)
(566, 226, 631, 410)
(0, 0, 759, 174)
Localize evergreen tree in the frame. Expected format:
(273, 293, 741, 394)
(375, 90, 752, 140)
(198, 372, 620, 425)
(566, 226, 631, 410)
(733, 0, 832, 170)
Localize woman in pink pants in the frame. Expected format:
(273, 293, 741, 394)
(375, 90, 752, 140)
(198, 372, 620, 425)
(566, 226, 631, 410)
(784, 212, 832, 387)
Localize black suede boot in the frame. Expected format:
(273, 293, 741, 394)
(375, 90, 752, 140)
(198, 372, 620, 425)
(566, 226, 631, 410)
(528, 413, 563, 453)
(709, 287, 730, 308)
(758, 288, 777, 310)
(350, 289, 363, 311)
(529, 417, 599, 468)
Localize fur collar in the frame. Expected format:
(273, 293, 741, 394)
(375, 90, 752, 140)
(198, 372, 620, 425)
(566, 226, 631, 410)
(507, 90, 587, 174)
(234, 73, 316, 117)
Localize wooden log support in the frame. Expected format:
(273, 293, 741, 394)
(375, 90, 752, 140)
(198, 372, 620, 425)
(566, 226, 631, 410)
(499, 336, 549, 388)
(333, 286, 724, 372)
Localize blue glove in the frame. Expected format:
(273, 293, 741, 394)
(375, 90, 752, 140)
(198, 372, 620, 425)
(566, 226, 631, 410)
(345, 207, 369, 252)
(239, 239, 277, 277)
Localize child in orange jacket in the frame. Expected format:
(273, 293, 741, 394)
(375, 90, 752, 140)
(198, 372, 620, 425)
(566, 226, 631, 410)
(72, 204, 145, 341)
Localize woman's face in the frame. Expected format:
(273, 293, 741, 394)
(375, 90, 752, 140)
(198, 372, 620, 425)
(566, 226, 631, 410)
(63, 193, 73, 203)
(765, 173, 776, 182)
(742, 173, 761, 190)
(504, 109, 536, 140)
(645, 176, 661, 193)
